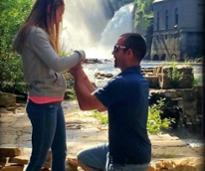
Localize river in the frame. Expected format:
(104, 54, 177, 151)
(83, 59, 202, 87)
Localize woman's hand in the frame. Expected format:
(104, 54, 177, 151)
(74, 50, 86, 62)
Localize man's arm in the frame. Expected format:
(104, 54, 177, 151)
(70, 64, 106, 111)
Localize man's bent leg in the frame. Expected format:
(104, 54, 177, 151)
(77, 144, 108, 171)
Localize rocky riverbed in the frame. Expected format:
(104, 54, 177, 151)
(0, 100, 204, 170)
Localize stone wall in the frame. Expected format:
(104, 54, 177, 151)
(143, 65, 202, 129)
(149, 88, 202, 129)
(143, 65, 194, 89)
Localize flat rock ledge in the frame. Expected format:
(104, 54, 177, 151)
(0, 147, 204, 171)
(148, 157, 204, 171)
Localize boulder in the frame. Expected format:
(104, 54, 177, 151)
(0, 92, 16, 107)
(95, 72, 113, 79)
(0, 148, 21, 158)
(148, 157, 203, 171)
(9, 155, 28, 165)
(66, 157, 78, 171)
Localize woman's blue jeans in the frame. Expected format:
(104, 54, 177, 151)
(25, 100, 67, 171)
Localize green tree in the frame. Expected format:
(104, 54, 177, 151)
(134, 0, 154, 34)
(0, 0, 32, 93)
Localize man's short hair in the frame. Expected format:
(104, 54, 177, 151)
(121, 33, 147, 61)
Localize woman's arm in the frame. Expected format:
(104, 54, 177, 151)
(70, 64, 106, 111)
(28, 27, 85, 72)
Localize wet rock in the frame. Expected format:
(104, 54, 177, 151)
(95, 72, 113, 79)
(0, 92, 16, 108)
(0, 148, 21, 158)
(67, 157, 78, 171)
(85, 58, 103, 64)
(9, 155, 28, 165)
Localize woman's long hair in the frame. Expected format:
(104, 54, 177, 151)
(13, 0, 64, 54)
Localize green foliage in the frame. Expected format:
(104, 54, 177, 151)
(134, 0, 154, 34)
(147, 98, 172, 134)
(64, 88, 76, 100)
(91, 110, 108, 125)
(192, 77, 202, 87)
(0, 0, 32, 93)
(167, 62, 183, 88)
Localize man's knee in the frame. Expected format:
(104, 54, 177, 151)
(77, 150, 88, 164)
(77, 150, 103, 171)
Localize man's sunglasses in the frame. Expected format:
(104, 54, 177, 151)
(113, 44, 127, 53)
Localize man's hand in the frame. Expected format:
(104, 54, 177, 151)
(69, 63, 83, 77)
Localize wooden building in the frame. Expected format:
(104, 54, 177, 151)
(151, 0, 204, 60)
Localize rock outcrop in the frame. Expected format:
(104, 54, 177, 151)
(143, 65, 194, 89)
(0, 147, 203, 171)
(148, 157, 204, 171)
(0, 92, 16, 108)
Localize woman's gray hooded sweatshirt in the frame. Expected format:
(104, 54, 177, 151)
(19, 26, 84, 97)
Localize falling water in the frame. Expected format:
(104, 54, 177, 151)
(100, 3, 134, 48)
(61, 0, 109, 51)
(61, 1, 134, 59)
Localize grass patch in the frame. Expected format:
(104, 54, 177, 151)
(192, 77, 202, 87)
(64, 88, 76, 100)
(91, 110, 108, 125)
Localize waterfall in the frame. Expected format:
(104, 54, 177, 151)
(100, 3, 134, 49)
(61, 0, 134, 59)
(61, 0, 109, 50)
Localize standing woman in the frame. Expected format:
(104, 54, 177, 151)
(13, 0, 85, 170)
